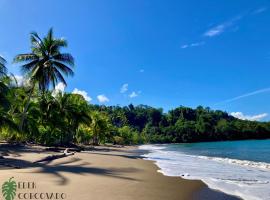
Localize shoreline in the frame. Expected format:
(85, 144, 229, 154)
(136, 147, 242, 200)
(0, 144, 241, 200)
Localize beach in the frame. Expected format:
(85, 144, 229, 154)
(0, 144, 240, 200)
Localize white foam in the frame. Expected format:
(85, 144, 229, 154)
(197, 155, 270, 171)
(139, 144, 270, 200)
(139, 144, 166, 150)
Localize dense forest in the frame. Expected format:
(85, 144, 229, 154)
(1, 28, 270, 146)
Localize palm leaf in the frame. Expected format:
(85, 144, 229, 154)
(53, 61, 74, 76)
(20, 59, 40, 74)
(54, 69, 67, 86)
(53, 53, 74, 66)
(0, 56, 7, 76)
(13, 54, 38, 63)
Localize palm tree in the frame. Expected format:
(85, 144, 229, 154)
(13, 28, 75, 131)
(90, 111, 110, 145)
(0, 56, 17, 131)
(55, 93, 91, 144)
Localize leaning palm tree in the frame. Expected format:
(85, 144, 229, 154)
(13, 28, 75, 131)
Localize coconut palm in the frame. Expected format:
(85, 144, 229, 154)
(13, 28, 75, 131)
(55, 93, 91, 144)
(35, 92, 91, 145)
(13, 28, 74, 92)
(89, 111, 110, 145)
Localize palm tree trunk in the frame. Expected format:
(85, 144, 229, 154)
(93, 134, 99, 146)
(19, 83, 35, 132)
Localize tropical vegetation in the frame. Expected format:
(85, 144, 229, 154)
(1, 28, 270, 146)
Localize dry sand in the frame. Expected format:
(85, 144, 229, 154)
(0, 145, 241, 200)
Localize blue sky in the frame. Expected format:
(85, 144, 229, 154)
(0, 0, 270, 120)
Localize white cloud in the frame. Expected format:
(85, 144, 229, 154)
(97, 94, 109, 103)
(204, 16, 242, 37)
(181, 41, 205, 49)
(253, 7, 267, 14)
(11, 74, 31, 87)
(230, 112, 268, 121)
(52, 82, 66, 96)
(204, 24, 226, 37)
(191, 42, 205, 47)
(72, 88, 92, 101)
(181, 44, 189, 49)
(129, 91, 141, 98)
(14, 75, 24, 86)
(215, 87, 270, 105)
(120, 83, 128, 93)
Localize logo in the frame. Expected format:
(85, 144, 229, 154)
(2, 177, 17, 200)
(1, 178, 67, 200)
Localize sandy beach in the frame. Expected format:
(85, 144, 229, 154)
(0, 144, 240, 200)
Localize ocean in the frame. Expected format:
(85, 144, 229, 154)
(140, 139, 270, 200)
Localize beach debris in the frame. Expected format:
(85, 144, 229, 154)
(181, 173, 190, 177)
(34, 148, 75, 163)
(64, 148, 75, 156)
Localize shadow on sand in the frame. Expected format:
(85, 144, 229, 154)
(0, 145, 142, 185)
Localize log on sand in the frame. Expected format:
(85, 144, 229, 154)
(34, 148, 75, 163)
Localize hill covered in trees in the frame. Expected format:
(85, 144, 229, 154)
(88, 104, 270, 144)
(0, 28, 270, 146)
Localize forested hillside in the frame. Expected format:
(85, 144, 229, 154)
(89, 104, 270, 144)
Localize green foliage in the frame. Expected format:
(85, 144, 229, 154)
(113, 136, 125, 145)
(13, 28, 74, 92)
(76, 125, 93, 144)
(89, 111, 111, 145)
(117, 126, 134, 144)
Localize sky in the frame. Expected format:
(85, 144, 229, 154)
(0, 0, 270, 121)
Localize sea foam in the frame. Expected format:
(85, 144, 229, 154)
(139, 144, 270, 200)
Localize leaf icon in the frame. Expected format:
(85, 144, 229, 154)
(2, 177, 17, 200)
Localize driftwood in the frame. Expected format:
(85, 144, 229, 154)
(44, 147, 82, 152)
(34, 148, 75, 163)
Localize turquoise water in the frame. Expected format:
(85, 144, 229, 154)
(168, 139, 270, 163)
(140, 139, 270, 200)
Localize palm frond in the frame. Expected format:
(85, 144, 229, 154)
(20, 59, 40, 74)
(54, 70, 67, 86)
(30, 32, 46, 56)
(0, 55, 6, 64)
(52, 38, 67, 48)
(50, 39, 68, 54)
(53, 53, 74, 66)
(0, 56, 7, 76)
(53, 61, 74, 76)
(13, 54, 38, 63)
